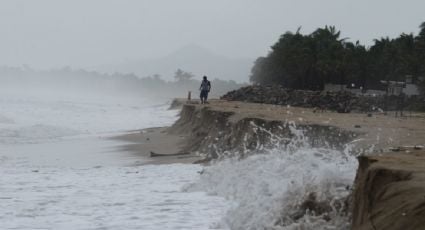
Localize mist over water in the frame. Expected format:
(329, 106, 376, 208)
(0, 88, 172, 145)
(0, 76, 231, 229)
(0, 74, 359, 229)
(1, 1, 424, 228)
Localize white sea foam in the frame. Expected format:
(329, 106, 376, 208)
(0, 92, 230, 229)
(0, 124, 80, 144)
(0, 92, 178, 144)
(1, 90, 358, 229)
(188, 126, 357, 230)
(0, 162, 229, 230)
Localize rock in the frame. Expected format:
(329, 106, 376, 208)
(220, 85, 417, 113)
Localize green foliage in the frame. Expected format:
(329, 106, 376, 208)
(250, 23, 425, 93)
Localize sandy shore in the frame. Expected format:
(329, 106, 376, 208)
(114, 100, 425, 164)
(111, 99, 425, 229)
(113, 127, 202, 165)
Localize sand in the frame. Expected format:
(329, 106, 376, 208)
(113, 100, 425, 164)
(113, 127, 202, 165)
(198, 100, 425, 152)
(352, 149, 425, 229)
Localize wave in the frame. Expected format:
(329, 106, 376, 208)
(0, 124, 81, 144)
(186, 125, 358, 230)
(0, 92, 179, 144)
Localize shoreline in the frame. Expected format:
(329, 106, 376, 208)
(114, 99, 425, 164)
(112, 127, 202, 165)
(112, 99, 425, 228)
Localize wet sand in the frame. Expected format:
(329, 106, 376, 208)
(113, 127, 201, 165)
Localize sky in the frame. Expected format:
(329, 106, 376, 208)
(1, 0, 424, 70)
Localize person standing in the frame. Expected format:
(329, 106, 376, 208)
(396, 92, 406, 117)
(199, 76, 211, 104)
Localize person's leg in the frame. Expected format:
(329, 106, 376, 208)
(204, 92, 208, 103)
(200, 91, 205, 104)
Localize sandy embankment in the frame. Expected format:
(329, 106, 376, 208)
(115, 99, 425, 229)
(352, 149, 425, 230)
(115, 99, 425, 164)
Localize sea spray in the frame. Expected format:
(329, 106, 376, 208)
(186, 123, 358, 230)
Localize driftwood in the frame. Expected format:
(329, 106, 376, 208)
(149, 151, 190, 157)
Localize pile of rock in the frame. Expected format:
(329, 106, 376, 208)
(221, 85, 391, 112)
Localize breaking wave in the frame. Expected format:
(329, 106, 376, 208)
(0, 124, 81, 144)
(0, 92, 178, 144)
(187, 124, 358, 230)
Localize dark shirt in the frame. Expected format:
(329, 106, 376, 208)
(200, 80, 211, 91)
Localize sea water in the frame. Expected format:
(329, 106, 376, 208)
(0, 91, 229, 229)
(187, 123, 358, 230)
(0, 90, 358, 229)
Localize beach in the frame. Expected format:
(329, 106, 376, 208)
(2, 93, 425, 229)
(115, 100, 425, 164)
(112, 100, 425, 229)
(114, 127, 202, 165)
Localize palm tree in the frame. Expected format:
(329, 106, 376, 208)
(419, 22, 425, 37)
(418, 22, 425, 90)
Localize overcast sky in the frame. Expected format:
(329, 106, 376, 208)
(1, 0, 424, 69)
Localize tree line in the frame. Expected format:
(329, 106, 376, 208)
(0, 66, 245, 99)
(250, 22, 425, 94)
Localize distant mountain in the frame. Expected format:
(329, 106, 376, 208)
(97, 44, 254, 83)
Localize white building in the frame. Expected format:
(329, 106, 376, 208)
(324, 83, 386, 96)
(324, 75, 422, 97)
(379, 80, 420, 96)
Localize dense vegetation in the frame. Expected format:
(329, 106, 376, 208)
(250, 22, 425, 93)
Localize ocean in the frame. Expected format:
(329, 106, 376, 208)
(0, 91, 229, 230)
(0, 90, 358, 229)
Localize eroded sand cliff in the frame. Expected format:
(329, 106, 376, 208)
(352, 149, 425, 230)
(117, 100, 425, 229)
